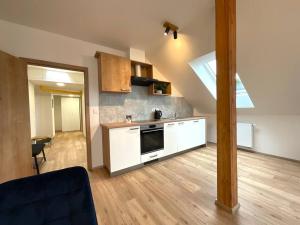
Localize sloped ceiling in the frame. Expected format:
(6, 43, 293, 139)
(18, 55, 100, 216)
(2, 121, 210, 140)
(0, 0, 299, 114)
(237, 0, 300, 114)
(0, 0, 211, 51)
(146, 3, 216, 113)
(149, 0, 300, 115)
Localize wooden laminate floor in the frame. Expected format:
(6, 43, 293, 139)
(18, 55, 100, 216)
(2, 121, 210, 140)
(40, 131, 87, 173)
(90, 147, 300, 225)
(41, 133, 300, 224)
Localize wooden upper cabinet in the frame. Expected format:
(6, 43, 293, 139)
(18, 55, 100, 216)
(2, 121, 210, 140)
(95, 52, 131, 93)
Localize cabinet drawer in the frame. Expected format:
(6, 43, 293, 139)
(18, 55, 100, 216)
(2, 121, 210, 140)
(141, 150, 164, 163)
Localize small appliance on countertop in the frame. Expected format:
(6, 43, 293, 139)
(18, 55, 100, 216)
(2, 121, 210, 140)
(154, 109, 162, 120)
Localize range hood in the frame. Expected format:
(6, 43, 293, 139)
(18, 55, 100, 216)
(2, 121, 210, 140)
(131, 76, 158, 86)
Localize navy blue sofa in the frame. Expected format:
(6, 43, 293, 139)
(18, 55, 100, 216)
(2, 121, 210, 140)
(0, 167, 98, 225)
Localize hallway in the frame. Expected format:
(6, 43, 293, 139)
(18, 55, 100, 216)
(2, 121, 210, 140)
(41, 131, 87, 173)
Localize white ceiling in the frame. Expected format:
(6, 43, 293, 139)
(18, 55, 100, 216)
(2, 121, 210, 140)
(30, 80, 83, 92)
(0, 0, 212, 51)
(28, 65, 84, 92)
(1, 0, 300, 115)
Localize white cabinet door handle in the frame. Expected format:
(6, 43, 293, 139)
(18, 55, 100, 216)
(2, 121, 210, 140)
(129, 127, 139, 130)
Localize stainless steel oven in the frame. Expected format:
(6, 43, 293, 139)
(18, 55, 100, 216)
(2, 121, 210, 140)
(140, 124, 164, 155)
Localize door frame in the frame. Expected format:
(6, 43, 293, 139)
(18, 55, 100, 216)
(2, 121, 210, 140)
(22, 58, 93, 170)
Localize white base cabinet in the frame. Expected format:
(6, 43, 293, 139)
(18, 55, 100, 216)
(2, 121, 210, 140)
(177, 121, 192, 151)
(109, 126, 141, 172)
(191, 119, 206, 147)
(103, 118, 206, 174)
(175, 119, 206, 153)
(164, 122, 179, 156)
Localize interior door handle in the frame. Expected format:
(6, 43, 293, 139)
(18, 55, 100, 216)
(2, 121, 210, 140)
(129, 127, 139, 130)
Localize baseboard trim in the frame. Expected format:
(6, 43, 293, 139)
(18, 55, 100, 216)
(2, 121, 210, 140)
(207, 142, 300, 163)
(215, 200, 240, 214)
(108, 144, 208, 177)
(90, 165, 104, 171)
(161, 144, 207, 160)
(110, 164, 144, 176)
(247, 151, 300, 163)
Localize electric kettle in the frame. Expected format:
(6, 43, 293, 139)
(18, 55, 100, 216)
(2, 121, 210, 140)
(154, 109, 162, 120)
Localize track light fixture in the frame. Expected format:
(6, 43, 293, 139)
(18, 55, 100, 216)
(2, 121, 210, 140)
(163, 21, 178, 40)
(173, 30, 177, 39)
(164, 26, 170, 36)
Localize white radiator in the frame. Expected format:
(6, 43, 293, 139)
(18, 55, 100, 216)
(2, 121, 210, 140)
(237, 123, 254, 149)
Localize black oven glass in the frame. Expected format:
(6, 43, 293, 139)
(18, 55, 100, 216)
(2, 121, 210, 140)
(141, 128, 164, 154)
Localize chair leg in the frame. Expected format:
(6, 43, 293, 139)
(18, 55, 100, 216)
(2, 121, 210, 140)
(42, 149, 47, 161)
(34, 156, 40, 175)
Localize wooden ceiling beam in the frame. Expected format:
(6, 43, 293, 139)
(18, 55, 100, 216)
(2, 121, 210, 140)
(39, 86, 82, 96)
(215, 0, 239, 213)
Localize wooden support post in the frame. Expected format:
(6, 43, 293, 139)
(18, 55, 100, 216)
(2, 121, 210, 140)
(215, 0, 239, 213)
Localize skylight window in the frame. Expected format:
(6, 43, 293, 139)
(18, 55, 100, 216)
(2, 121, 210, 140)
(189, 52, 254, 108)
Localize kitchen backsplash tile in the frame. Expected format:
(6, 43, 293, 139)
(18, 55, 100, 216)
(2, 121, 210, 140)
(99, 86, 193, 123)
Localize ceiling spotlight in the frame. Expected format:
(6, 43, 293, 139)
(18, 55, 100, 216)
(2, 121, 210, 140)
(163, 21, 179, 40)
(164, 26, 170, 36)
(56, 82, 65, 87)
(173, 30, 178, 39)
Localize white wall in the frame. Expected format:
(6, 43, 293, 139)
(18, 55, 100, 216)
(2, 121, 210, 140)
(0, 19, 126, 168)
(35, 94, 54, 137)
(206, 114, 300, 161)
(28, 81, 36, 137)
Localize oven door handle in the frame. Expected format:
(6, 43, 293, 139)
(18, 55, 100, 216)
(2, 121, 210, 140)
(141, 128, 163, 133)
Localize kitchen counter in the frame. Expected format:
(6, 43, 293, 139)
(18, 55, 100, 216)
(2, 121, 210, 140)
(101, 116, 206, 129)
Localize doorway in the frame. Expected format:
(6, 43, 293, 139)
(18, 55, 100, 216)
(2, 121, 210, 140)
(24, 58, 92, 173)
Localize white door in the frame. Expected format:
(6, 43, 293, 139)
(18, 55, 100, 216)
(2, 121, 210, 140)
(109, 126, 141, 172)
(164, 122, 178, 156)
(61, 97, 81, 132)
